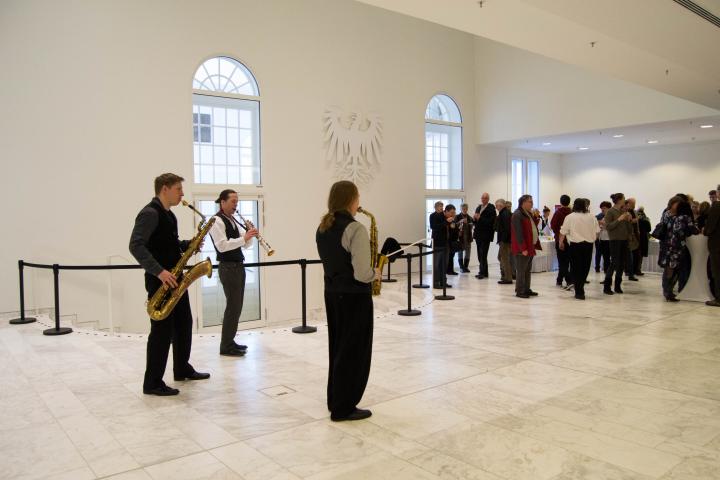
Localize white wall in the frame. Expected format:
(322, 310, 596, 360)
(562, 141, 720, 223)
(473, 37, 719, 145)
(0, 0, 478, 330)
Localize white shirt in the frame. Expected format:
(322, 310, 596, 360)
(209, 213, 254, 253)
(559, 212, 600, 244)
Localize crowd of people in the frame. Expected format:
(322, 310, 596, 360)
(430, 187, 720, 306)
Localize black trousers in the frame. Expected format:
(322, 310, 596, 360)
(569, 242, 593, 296)
(218, 261, 246, 352)
(626, 248, 642, 276)
(595, 240, 610, 272)
(662, 266, 679, 298)
(447, 249, 457, 273)
(433, 247, 448, 286)
(604, 240, 628, 289)
(514, 254, 533, 294)
(325, 291, 373, 417)
(143, 289, 194, 390)
(710, 250, 720, 300)
(556, 240, 572, 285)
(475, 239, 491, 276)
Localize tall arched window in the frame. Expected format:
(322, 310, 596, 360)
(425, 94, 462, 190)
(192, 56, 260, 184)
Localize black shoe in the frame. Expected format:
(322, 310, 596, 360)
(447, 271, 458, 276)
(575, 294, 586, 300)
(475, 274, 485, 279)
(331, 408, 372, 422)
(628, 276, 639, 281)
(636, 272, 645, 276)
(614, 287, 624, 294)
(143, 385, 179, 396)
(666, 296, 679, 302)
(604, 288, 614, 295)
(233, 343, 248, 350)
(705, 300, 720, 307)
(174, 371, 210, 381)
(462, 268, 471, 273)
(516, 293, 530, 298)
(220, 348, 246, 357)
(595, 267, 600, 273)
(498, 280, 513, 284)
(526, 290, 539, 296)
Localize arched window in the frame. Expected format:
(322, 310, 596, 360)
(425, 94, 462, 190)
(192, 56, 260, 184)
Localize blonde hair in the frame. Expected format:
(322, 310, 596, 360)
(318, 181, 359, 233)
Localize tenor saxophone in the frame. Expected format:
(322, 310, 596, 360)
(146, 201, 215, 320)
(358, 207, 387, 296)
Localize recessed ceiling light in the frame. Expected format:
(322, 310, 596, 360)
(577, 147, 590, 151)
(700, 124, 714, 129)
(647, 140, 659, 144)
(612, 134, 624, 138)
(542, 142, 552, 146)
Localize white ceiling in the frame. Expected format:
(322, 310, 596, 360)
(355, 0, 720, 110)
(490, 115, 720, 154)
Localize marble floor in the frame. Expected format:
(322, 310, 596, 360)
(2, 270, 720, 479)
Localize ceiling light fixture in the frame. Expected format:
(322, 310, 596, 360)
(700, 124, 714, 128)
(542, 142, 551, 146)
(612, 134, 624, 138)
(647, 140, 659, 144)
(577, 147, 590, 151)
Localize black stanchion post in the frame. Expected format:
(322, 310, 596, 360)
(381, 260, 397, 283)
(412, 244, 429, 289)
(10, 260, 37, 325)
(435, 247, 455, 301)
(292, 259, 317, 334)
(44, 264, 72, 336)
(398, 254, 421, 316)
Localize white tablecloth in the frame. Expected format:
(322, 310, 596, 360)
(677, 235, 713, 302)
(641, 240, 662, 274)
(531, 238, 558, 273)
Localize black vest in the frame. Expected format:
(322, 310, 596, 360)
(212, 213, 245, 262)
(316, 211, 371, 294)
(147, 199, 182, 270)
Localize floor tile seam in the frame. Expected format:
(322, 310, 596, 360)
(207, 442, 297, 479)
(403, 447, 507, 480)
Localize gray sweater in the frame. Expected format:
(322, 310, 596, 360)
(604, 207, 633, 241)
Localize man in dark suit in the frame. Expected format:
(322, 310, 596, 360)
(705, 195, 720, 307)
(472, 192, 496, 279)
(430, 201, 452, 289)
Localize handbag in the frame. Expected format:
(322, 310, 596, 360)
(651, 221, 666, 241)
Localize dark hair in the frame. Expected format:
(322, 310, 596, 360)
(675, 193, 689, 202)
(444, 204, 456, 212)
(542, 206, 550, 213)
(677, 200, 693, 217)
(699, 201, 711, 215)
(572, 198, 588, 213)
(560, 195, 571, 206)
(518, 194, 532, 208)
(215, 189, 237, 204)
(667, 195, 683, 210)
(154, 173, 184, 195)
(710, 190, 717, 196)
(610, 193, 625, 204)
(318, 181, 359, 233)
(600, 201, 611, 209)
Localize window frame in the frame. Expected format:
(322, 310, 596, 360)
(424, 94, 464, 192)
(510, 157, 540, 208)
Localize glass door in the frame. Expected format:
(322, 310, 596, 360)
(195, 197, 263, 330)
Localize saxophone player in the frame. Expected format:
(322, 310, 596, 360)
(129, 173, 210, 396)
(316, 181, 381, 422)
(209, 189, 258, 357)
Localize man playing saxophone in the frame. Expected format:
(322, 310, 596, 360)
(129, 173, 210, 396)
(209, 189, 258, 357)
(316, 180, 381, 422)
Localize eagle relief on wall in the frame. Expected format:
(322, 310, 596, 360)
(322, 106, 383, 186)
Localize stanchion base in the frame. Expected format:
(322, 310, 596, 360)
(43, 327, 73, 336)
(398, 309, 421, 316)
(381, 278, 398, 283)
(434, 295, 455, 301)
(412, 284, 430, 289)
(292, 325, 317, 334)
(10, 317, 37, 325)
